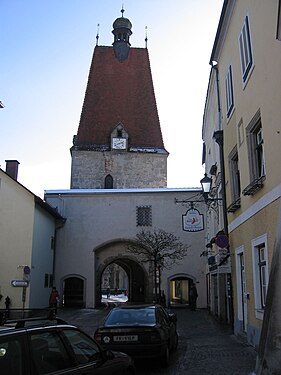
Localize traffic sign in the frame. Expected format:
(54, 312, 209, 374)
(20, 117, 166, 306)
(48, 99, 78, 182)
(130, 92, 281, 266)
(11, 280, 29, 287)
(23, 266, 31, 275)
(215, 234, 229, 249)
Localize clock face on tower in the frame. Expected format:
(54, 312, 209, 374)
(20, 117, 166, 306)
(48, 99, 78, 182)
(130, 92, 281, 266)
(112, 137, 127, 150)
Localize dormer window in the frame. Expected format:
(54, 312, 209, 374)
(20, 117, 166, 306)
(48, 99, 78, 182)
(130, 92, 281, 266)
(111, 122, 128, 150)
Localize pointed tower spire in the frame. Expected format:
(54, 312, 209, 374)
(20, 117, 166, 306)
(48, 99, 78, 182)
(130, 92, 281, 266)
(96, 24, 100, 46)
(145, 26, 148, 48)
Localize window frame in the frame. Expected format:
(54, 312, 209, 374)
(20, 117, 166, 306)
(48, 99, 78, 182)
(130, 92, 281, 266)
(246, 111, 265, 182)
(239, 15, 254, 85)
(225, 65, 235, 119)
(235, 246, 247, 330)
(228, 146, 241, 203)
(277, 0, 281, 40)
(44, 274, 49, 288)
(252, 234, 269, 320)
(136, 206, 152, 227)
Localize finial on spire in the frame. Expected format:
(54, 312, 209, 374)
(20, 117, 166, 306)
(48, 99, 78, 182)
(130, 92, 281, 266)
(96, 23, 100, 46)
(145, 26, 148, 48)
(121, 4, 124, 17)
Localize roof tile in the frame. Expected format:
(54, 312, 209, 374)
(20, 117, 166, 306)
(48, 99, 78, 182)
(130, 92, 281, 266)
(75, 46, 166, 150)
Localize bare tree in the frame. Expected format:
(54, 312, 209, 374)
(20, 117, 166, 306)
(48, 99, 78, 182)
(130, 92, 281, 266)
(128, 228, 189, 303)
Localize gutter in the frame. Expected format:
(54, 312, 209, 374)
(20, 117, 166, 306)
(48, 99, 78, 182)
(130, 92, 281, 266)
(209, 0, 231, 65)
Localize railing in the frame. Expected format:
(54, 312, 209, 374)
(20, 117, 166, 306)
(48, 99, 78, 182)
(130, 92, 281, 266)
(242, 175, 265, 196)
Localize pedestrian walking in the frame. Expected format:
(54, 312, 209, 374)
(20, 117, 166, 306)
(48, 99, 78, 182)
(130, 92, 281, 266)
(49, 287, 60, 313)
(189, 282, 198, 311)
(5, 296, 11, 310)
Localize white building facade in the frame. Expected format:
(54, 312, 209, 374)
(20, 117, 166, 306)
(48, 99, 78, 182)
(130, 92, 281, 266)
(45, 188, 207, 308)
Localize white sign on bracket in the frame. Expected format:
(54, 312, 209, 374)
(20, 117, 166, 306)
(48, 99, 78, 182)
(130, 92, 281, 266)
(11, 280, 29, 287)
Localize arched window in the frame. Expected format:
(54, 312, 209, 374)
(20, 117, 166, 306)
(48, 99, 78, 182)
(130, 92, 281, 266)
(104, 174, 113, 189)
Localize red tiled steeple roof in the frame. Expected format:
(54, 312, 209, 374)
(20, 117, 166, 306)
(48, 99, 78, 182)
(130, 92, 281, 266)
(74, 46, 167, 152)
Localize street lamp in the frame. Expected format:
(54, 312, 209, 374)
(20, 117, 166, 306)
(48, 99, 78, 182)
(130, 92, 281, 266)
(200, 173, 223, 204)
(200, 173, 212, 199)
(174, 174, 221, 206)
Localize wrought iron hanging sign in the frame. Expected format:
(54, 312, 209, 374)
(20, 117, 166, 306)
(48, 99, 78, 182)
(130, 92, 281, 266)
(182, 208, 204, 232)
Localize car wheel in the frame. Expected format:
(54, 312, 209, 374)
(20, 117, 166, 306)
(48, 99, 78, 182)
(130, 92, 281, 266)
(161, 344, 170, 367)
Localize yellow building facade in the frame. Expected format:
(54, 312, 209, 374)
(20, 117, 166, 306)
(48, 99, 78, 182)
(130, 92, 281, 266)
(0, 163, 64, 309)
(203, 0, 281, 348)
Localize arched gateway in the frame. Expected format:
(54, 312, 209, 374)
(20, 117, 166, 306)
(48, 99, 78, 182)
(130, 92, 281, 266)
(168, 273, 196, 307)
(94, 240, 151, 306)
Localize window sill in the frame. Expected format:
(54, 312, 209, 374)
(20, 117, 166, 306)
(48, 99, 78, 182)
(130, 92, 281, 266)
(255, 308, 264, 320)
(242, 176, 265, 196)
(227, 197, 241, 213)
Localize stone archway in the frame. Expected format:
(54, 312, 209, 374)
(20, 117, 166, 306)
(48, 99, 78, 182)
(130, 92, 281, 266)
(62, 275, 85, 307)
(95, 240, 151, 307)
(168, 273, 195, 307)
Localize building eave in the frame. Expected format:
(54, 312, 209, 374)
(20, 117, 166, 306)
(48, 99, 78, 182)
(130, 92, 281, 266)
(0, 168, 65, 222)
(209, 0, 235, 65)
(44, 187, 202, 197)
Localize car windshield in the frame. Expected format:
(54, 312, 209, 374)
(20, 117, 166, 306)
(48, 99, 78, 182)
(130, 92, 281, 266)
(104, 307, 156, 326)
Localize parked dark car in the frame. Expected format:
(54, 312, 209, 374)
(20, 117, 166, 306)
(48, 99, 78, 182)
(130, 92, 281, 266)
(94, 304, 178, 367)
(0, 309, 136, 375)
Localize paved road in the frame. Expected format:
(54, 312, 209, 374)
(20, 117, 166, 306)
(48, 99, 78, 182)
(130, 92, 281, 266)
(57, 306, 257, 375)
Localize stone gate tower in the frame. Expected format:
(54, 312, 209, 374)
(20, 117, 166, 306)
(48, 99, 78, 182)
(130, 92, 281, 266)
(70, 10, 168, 189)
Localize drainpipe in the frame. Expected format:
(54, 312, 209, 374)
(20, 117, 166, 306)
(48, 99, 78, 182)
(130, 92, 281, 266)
(214, 65, 222, 131)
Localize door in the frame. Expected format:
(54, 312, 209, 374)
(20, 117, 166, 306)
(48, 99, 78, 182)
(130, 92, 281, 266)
(239, 253, 247, 332)
(64, 277, 84, 307)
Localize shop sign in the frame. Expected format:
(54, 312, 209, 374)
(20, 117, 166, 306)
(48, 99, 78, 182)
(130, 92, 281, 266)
(182, 208, 204, 232)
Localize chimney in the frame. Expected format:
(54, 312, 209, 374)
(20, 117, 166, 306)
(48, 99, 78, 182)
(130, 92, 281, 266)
(5, 160, 20, 180)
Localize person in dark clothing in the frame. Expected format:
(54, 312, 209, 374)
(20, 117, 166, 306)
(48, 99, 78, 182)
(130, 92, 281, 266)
(189, 283, 198, 311)
(5, 296, 11, 310)
(49, 287, 60, 313)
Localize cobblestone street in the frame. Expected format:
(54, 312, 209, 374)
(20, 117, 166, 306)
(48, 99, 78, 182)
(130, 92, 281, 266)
(58, 306, 257, 375)
(172, 309, 256, 374)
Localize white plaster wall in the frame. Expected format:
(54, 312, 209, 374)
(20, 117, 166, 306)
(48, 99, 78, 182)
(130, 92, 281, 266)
(29, 205, 56, 308)
(46, 189, 207, 308)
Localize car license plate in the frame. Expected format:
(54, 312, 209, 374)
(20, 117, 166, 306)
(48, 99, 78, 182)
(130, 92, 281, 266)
(113, 335, 138, 342)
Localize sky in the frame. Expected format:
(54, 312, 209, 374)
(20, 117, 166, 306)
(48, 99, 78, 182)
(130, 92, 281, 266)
(1, 0, 224, 198)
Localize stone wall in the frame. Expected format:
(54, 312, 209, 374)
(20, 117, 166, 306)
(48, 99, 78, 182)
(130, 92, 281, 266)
(71, 150, 167, 189)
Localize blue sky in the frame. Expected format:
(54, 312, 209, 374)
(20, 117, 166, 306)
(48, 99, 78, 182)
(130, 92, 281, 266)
(1, 0, 223, 197)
